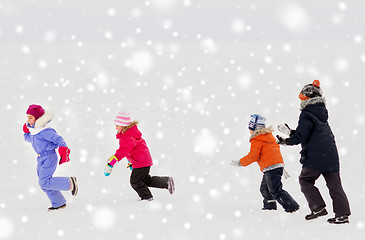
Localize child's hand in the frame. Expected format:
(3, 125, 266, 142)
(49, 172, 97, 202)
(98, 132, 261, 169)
(23, 123, 30, 133)
(107, 155, 118, 167)
(230, 160, 241, 167)
(104, 155, 119, 176)
(59, 146, 71, 164)
(104, 164, 113, 176)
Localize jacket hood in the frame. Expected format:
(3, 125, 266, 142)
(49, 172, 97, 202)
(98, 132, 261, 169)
(29, 110, 54, 135)
(116, 121, 142, 139)
(300, 97, 328, 123)
(250, 126, 275, 143)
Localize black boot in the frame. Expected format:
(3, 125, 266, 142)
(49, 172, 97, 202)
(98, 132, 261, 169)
(327, 215, 349, 224)
(48, 203, 66, 211)
(305, 207, 328, 220)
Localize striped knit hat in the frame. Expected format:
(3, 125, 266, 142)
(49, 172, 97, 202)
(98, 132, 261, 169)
(248, 114, 266, 131)
(114, 111, 132, 126)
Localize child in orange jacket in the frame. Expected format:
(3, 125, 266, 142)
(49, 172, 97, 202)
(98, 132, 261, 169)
(231, 114, 299, 212)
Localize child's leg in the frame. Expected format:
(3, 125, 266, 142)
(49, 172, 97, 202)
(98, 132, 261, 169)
(37, 153, 70, 207)
(265, 168, 299, 211)
(130, 167, 154, 200)
(259, 176, 277, 210)
(299, 167, 326, 211)
(322, 171, 351, 217)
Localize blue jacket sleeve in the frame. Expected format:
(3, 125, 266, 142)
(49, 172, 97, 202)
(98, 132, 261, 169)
(287, 112, 314, 146)
(24, 133, 31, 142)
(42, 128, 68, 148)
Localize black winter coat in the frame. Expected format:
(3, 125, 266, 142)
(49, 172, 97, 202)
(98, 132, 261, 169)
(287, 97, 339, 172)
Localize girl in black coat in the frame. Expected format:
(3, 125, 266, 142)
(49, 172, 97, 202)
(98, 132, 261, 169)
(277, 80, 351, 224)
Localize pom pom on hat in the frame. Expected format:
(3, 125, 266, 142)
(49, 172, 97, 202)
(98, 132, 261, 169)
(26, 104, 45, 120)
(299, 80, 323, 101)
(114, 111, 132, 126)
(248, 114, 266, 131)
(312, 79, 320, 88)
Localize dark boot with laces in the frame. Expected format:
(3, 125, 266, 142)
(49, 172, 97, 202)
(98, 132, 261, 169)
(305, 206, 328, 220)
(327, 215, 349, 224)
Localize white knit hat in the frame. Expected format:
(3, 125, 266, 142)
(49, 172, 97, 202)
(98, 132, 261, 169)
(114, 111, 132, 126)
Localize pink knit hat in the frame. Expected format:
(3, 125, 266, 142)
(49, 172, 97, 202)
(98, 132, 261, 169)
(114, 112, 132, 126)
(26, 104, 45, 120)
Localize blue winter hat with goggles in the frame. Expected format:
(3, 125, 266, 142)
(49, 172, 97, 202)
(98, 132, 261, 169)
(248, 114, 266, 131)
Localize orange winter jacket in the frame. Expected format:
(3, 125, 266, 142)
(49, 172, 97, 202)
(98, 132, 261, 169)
(240, 127, 284, 172)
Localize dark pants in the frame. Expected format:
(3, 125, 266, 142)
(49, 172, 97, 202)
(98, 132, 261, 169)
(130, 166, 169, 200)
(260, 167, 299, 212)
(299, 167, 351, 217)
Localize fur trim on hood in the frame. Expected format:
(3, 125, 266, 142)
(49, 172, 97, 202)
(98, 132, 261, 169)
(29, 110, 54, 135)
(122, 121, 139, 133)
(300, 97, 326, 111)
(250, 126, 274, 140)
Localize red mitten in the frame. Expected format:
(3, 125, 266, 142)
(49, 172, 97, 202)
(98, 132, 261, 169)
(58, 146, 70, 165)
(23, 123, 30, 133)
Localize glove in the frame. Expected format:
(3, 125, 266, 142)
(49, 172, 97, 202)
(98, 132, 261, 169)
(23, 123, 30, 134)
(230, 160, 242, 167)
(276, 135, 288, 145)
(58, 146, 71, 165)
(277, 123, 296, 137)
(104, 155, 118, 176)
(127, 160, 133, 170)
(104, 164, 113, 176)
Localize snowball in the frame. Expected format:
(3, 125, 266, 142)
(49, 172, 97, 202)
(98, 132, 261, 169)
(194, 129, 218, 156)
(278, 4, 311, 34)
(92, 207, 116, 230)
(0, 217, 15, 238)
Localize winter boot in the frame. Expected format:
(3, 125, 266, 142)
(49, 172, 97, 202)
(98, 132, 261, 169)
(285, 206, 300, 213)
(305, 206, 328, 220)
(167, 177, 175, 194)
(70, 177, 78, 196)
(327, 215, 349, 224)
(48, 203, 66, 211)
(262, 200, 277, 210)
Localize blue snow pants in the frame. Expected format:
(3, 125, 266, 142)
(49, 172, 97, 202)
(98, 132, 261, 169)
(37, 151, 70, 208)
(260, 167, 299, 212)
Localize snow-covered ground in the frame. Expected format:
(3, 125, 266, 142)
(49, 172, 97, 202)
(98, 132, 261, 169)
(1, 42, 364, 239)
(1, 1, 365, 239)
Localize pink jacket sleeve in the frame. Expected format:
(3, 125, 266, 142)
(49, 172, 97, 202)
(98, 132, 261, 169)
(115, 136, 136, 161)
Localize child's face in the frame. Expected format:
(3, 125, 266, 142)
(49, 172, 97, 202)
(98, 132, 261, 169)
(115, 125, 124, 133)
(27, 114, 36, 125)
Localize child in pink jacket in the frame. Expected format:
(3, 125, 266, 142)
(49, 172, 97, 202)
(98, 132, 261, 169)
(104, 111, 175, 201)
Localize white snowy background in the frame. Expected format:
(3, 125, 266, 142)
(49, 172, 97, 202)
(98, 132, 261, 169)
(1, 0, 365, 239)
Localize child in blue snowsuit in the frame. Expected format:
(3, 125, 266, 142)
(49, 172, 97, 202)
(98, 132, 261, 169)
(23, 104, 78, 211)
